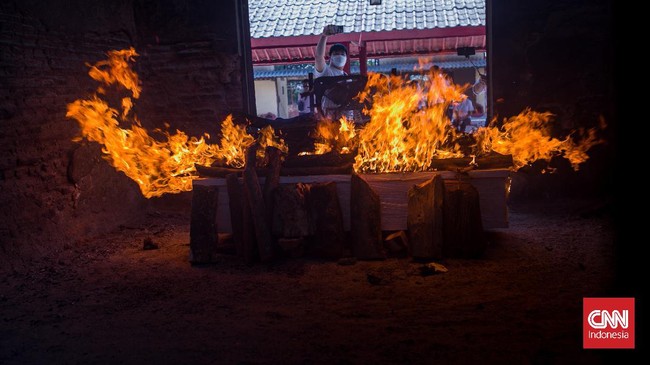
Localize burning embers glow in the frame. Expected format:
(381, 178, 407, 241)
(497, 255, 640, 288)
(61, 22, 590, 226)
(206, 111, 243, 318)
(66, 48, 285, 198)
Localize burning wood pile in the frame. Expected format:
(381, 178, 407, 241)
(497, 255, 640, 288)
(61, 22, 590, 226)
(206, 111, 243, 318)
(191, 142, 508, 263)
(66, 49, 605, 265)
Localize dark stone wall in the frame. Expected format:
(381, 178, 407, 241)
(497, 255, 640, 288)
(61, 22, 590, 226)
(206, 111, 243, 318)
(132, 0, 246, 135)
(0, 0, 247, 256)
(490, 0, 616, 199)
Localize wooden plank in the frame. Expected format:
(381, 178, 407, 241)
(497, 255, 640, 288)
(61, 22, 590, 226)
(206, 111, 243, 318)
(306, 182, 346, 259)
(189, 185, 218, 263)
(225, 173, 245, 259)
(196, 169, 509, 232)
(443, 182, 486, 258)
(350, 173, 385, 260)
(429, 153, 513, 171)
(282, 151, 355, 167)
(243, 146, 274, 262)
(195, 164, 353, 177)
(241, 180, 257, 263)
(263, 146, 282, 227)
(272, 184, 311, 238)
(407, 175, 444, 260)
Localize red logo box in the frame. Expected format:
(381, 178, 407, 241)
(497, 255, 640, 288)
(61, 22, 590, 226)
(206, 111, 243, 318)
(583, 297, 635, 349)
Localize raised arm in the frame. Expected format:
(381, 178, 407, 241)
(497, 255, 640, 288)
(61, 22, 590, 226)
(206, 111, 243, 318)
(315, 25, 337, 73)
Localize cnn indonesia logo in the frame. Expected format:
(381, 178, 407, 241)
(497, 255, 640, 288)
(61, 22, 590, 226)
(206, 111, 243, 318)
(583, 298, 635, 349)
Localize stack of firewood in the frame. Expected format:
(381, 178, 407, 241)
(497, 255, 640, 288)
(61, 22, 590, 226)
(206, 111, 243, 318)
(190, 149, 513, 264)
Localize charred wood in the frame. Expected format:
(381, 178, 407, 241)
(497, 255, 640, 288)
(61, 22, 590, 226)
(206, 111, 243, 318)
(306, 182, 346, 259)
(263, 146, 282, 227)
(282, 151, 355, 168)
(225, 173, 245, 259)
(443, 181, 486, 258)
(407, 175, 445, 261)
(195, 164, 353, 178)
(272, 184, 311, 238)
(243, 145, 274, 262)
(350, 173, 385, 260)
(429, 152, 513, 171)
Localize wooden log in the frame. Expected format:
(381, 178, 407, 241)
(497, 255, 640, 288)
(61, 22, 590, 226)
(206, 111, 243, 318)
(407, 175, 445, 261)
(306, 182, 345, 259)
(243, 145, 274, 262)
(195, 164, 242, 178)
(429, 153, 513, 171)
(280, 164, 353, 176)
(189, 185, 219, 264)
(195, 164, 353, 178)
(263, 146, 282, 227)
(272, 184, 311, 238)
(350, 173, 385, 260)
(225, 173, 245, 259)
(283, 151, 355, 168)
(241, 180, 257, 263)
(443, 181, 486, 258)
(199, 153, 510, 177)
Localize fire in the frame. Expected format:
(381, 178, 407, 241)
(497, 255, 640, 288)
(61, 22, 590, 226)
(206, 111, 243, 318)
(306, 62, 603, 172)
(308, 116, 357, 155)
(256, 125, 289, 158)
(67, 48, 286, 198)
(210, 115, 253, 168)
(353, 71, 465, 173)
(474, 109, 604, 170)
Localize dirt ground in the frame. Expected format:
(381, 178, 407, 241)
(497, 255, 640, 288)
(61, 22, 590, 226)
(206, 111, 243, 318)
(0, 199, 625, 364)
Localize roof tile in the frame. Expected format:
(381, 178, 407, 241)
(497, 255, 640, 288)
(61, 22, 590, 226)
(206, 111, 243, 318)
(249, 0, 485, 38)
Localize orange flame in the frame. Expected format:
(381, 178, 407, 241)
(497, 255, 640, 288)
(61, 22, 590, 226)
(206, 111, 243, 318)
(307, 61, 603, 172)
(87, 48, 141, 98)
(353, 70, 465, 172)
(257, 125, 289, 159)
(307, 116, 357, 155)
(212, 115, 254, 168)
(474, 109, 605, 170)
(66, 48, 286, 198)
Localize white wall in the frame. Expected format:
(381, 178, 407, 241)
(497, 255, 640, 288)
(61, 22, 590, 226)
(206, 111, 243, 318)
(275, 78, 288, 118)
(474, 67, 487, 114)
(254, 80, 277, 117)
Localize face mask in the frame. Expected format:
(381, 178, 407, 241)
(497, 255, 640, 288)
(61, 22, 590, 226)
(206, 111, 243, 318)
(331, 55, 347, 68)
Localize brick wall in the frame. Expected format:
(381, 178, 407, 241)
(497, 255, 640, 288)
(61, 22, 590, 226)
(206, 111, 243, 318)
(0, 0, 247, 256)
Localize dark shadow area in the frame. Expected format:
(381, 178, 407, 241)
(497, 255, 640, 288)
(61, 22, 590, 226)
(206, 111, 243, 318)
(0, 200, 617, 364)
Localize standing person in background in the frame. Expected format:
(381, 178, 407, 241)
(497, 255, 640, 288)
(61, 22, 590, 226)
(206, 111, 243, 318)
(297, 79, 313, 116)
(314, 25, 348, 118)
(315, 25, 347, 77)
(452, 96, 474, 133)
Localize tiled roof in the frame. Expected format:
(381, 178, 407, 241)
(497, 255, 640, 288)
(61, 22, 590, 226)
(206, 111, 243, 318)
(249, 0, 485, 39)
(253, 58, 486, 79)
